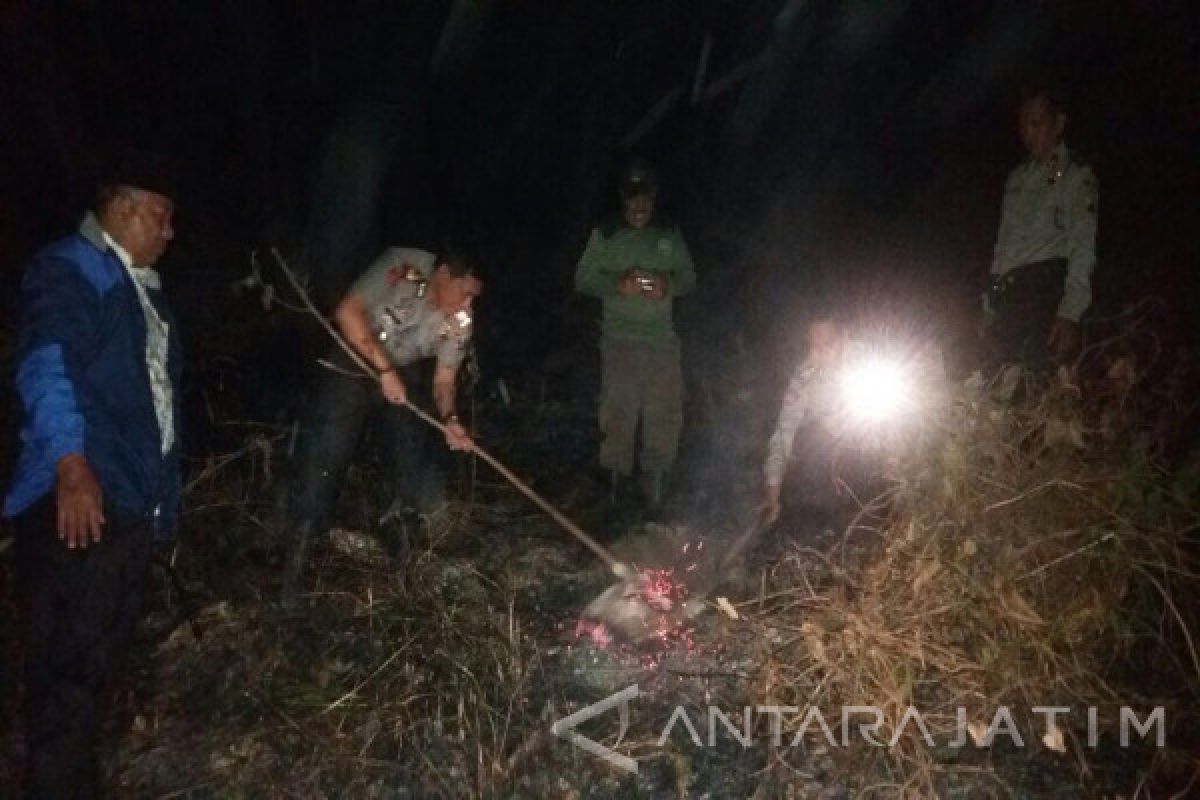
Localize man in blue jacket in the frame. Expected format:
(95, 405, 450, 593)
(4, 152, 180, 798)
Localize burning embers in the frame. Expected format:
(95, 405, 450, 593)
(575, 565, 696, 651)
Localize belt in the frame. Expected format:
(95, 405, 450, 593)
(987, 258, 1066, 308)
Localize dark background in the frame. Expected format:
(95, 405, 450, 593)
(1, 0, 1197, 455)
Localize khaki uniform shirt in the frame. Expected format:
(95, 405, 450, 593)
(350, 247, 472, 370)
(990, 142, 1099, 322)
(763, 341, 945, 487)
(763, 341, 868, 488)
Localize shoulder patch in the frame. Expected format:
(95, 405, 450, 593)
(385, 261, 426, 287)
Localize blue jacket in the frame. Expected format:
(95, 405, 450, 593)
(4, 214, 183, 539)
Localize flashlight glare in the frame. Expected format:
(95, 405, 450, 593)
(843, 358, 909, 422)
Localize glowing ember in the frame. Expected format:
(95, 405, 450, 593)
(640, 567, 684, 612)
(574, 565, 698, 653)
(574, 618, 613, 649)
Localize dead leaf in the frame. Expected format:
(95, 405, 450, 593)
(1042, 723, 1067, 753)
(715, 596, 740, 620)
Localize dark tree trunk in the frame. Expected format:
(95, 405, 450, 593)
(300, 1, 455, 307)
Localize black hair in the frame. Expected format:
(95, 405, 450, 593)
(437, 242, 480, 280)
(1018, 81, 1070, 116)
(94, 184, 134, 214)
(95, 147, 177, 209)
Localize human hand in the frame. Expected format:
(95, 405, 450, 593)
(380, 369, 407, 405)
(443, 419, 474, 452)
(56, 454, 105, 548)
(646, 273, 668, 300)
(617, 270, 642, 297)
(1047, 317, 1080, 359)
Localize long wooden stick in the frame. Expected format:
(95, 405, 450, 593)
(269, 248, 629, 577)
(401, 400, 625, 574)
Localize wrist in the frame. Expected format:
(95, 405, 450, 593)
(56, 453, 87, 476)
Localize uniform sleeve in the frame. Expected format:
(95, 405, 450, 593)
(1057, 166, 1098, 322)
(990, 170, 1020, 274)
(763, 362, 815, 487)
(668, 227, 696, 297)
(575, 229, 617, 298)
(15, 257, 98, 468)
(984, 171, 1021, 313)
(348, 250, 394, 308)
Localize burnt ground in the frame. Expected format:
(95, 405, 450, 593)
(2, 349, 1192, 798)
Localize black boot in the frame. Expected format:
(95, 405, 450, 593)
(280, 520, 316, 609)
(378, 503, 416, 565)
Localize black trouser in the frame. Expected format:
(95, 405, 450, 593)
(14, 495, 155, 800)
(781, 425, 879, 532)
(985, 258, 1067, 375)
(287, 355, 445, 536)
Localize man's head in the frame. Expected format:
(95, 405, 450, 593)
(96, 186, 175, 267)
(431, 245, 483, 315)
(1017, 87, 1067, 163)
(95, 149, 177, 267)
(619, 160, 658, 230)
(808, 315, 843, 368)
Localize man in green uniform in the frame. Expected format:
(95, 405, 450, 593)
(575, 161, 696, 507)
(984, 86, 1099, 371)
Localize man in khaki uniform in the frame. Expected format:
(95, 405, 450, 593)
(763, 315, 945, 529)
(280, 245, 481, 605)
(575, 161, 696, 506)
(984, 86, 1098, 371)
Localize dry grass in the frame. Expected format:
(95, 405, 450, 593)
(743, 365, 1200, 797)
(52, 324, 1200, 798)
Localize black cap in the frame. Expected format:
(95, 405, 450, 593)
(100, 147, 177, 200)
(619, 159, 658, 198)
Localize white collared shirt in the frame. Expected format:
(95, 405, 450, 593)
(100, 224, 175, 455)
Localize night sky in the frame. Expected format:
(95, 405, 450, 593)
(1, 0, 1198, 433)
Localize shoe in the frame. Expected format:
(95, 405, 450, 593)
(380, 518, 413, 564)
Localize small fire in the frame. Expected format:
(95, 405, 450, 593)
(640, 567, 685, 612)
(574, 618, 613, 649)
(573, 565, 697, 655)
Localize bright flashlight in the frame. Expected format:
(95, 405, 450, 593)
(841, 357, 911, 423)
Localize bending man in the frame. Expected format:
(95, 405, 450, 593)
(281, 245, 481, 605)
